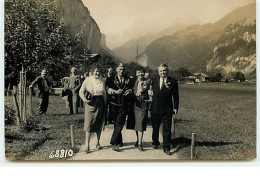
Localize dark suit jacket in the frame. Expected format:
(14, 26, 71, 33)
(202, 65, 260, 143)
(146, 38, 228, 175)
(151, 76, 179, 114)
(106, 74, 133, 106)
(31, 76, 52, 97)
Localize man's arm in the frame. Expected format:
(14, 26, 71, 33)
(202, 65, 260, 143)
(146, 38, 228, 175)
(75, 76, 82, 90)
(63, 78, 69, 89)
(172, 79, 179, 113)
(122, 77, 134, 96)
(49, 80, 53, 92)
(106, 77, 115, 95)
(148, 79, 153, 96)
(29, 76, 40, 87)
(106, 77, 122, 95)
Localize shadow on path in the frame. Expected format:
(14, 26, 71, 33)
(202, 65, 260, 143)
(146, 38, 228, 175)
(171, 137, 242, 154)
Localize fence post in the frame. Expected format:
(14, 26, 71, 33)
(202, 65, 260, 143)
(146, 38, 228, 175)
(23, 71, 27, 122)
(7, 83, 11, 96)
(19, 71, 22, 121)
(70, 125, 75, 150)
(191, 133, 196, 160)
(12, 86, 21, 126)
(28, 86, 33, 115)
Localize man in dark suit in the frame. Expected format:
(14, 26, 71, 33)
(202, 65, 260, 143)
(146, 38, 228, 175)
(150, 64, 179, 155)
(105, 66, 115, 124)
(106, 63, 133, 151)
(29, 69, 52, 116)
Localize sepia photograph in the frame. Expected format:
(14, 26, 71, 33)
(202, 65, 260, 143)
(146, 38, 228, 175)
(3, 0, 256, 161)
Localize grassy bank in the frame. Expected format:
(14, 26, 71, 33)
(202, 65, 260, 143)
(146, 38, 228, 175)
(5, 96, 85, 160)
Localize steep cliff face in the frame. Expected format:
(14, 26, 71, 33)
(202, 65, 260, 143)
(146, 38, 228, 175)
(56, 0, 101, 53)
(207, 17, 256, 79)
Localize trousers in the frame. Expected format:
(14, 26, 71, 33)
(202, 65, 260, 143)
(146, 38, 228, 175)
(37, 91, 49, 114)
(151, 112, 172, 150)
(110, 103, 128, 145)
(68, 89, 79, 115)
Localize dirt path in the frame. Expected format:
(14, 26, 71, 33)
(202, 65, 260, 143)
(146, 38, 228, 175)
(70, 124, 180, 161)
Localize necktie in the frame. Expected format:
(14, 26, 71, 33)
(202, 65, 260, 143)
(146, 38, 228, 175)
(160, 78, 165, 89)
(118, 76, 123, 85)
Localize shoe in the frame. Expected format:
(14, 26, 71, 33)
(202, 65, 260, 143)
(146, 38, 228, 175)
(96, 143, 102, 150)
(85, 147, 90, 154)
(134, 141, 138, 147)
(164, 149, 171, 155)
(42, 113, 46, 116)
(152, 144, 159, 149)
(118, 143, 123, 147)
(112, 145, 119, 152)
(138, 145, 144, 151)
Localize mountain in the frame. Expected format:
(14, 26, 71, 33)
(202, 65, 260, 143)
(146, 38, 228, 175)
(207, 17, 256, 79)
(112, 24, 187, 62)
(100, 34, 121, 62)
(56, 0, 102, 53)
(140, 3, 256, 73)
(55, 0, 119, 62)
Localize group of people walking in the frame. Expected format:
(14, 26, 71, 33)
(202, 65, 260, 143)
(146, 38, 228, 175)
(30, 62, 179, 155)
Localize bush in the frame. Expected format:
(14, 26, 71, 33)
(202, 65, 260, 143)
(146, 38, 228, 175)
(234, 72, 246, 82)
(5, 105, 16, 125)
(21, 118, 46, 132)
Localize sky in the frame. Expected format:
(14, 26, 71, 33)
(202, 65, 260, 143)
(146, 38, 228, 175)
(82, 0, 255, 49)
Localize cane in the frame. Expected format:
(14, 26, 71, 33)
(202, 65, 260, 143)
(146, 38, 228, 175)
(171, 113, 176, 140)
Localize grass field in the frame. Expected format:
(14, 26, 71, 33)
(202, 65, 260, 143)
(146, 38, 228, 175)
(175, 83, 256, 160)
(4, 83, 256, 160)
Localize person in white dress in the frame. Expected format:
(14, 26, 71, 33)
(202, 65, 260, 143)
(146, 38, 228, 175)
(79, 65, 107, 153)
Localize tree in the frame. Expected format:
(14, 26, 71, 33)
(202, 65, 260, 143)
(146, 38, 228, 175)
(5, 0, 81, 86)
(234, 72, 246, 82)
(124, 62, 142, 76)
(214, 73, 223, 82)
(175, 67, 191, 83)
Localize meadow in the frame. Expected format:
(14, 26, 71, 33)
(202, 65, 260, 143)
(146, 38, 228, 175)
(174, 83, 256, 160)
(4, 83, 256, 160)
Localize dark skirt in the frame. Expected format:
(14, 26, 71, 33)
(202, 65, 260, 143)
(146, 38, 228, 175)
(134, 101, 149, 132)
(84, 96, 105, 132)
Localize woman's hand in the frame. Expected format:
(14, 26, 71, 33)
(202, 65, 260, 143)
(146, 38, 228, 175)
(115, 89, 123, 94)
(84, 99, 91, 104)
(123, 89, 132, 96)
(148, 90, 153, 96)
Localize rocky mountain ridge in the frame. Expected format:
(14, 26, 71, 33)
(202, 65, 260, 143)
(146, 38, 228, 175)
(138, 2, 256, 77)
(206, 17, 256, 78)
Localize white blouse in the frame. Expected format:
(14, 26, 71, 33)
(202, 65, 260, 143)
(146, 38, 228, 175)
(90, 76, 104, 96)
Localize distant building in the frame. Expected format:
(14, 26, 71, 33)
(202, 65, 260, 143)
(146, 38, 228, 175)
(71, 53, 102, 73)
(193, 73, 209, 82)
(183, 75, 195, 84)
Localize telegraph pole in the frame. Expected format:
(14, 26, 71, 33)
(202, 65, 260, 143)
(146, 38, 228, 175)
(136, 45, 139, 63)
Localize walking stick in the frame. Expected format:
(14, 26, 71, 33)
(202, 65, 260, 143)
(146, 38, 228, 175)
(171, 114, 176, 140)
